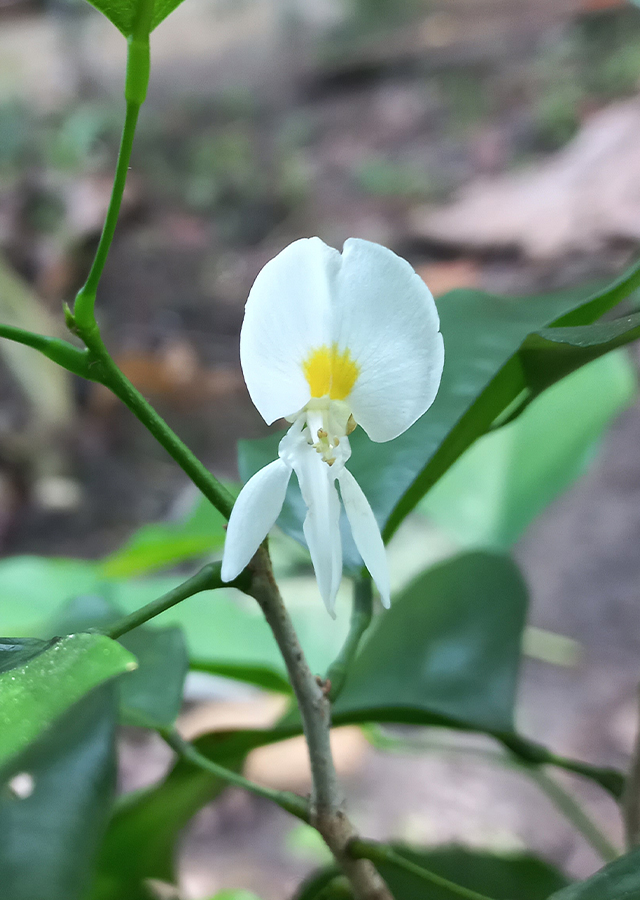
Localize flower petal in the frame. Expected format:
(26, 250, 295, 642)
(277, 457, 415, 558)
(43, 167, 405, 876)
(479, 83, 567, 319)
(292, 441, 343, 616)
(331, 238, 444, 442)
(221, 458, 292, 582)
(337, 467, 390, 608)
(240, 238, 338, 425)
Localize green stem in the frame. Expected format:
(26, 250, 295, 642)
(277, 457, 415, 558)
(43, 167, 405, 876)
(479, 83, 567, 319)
(365, 728, 618, 863)
(104, 562, 247, 639)
(326, 577, 372, 702)
(622, 688, 640, 850)
(349, 840, 496, 900)
(73, 0, 153, 330)
(84, 331, 236, 519)
(0, 324, 93, 379)
(161, 728, 309, 821)
(530, 767, 618, 862)
(73, 101, 141, 331)
(0, 321, 236, 519)
(66, 2, 232, 522)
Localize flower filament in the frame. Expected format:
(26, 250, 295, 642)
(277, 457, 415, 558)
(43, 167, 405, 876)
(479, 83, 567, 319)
(290, 345, 360, 466)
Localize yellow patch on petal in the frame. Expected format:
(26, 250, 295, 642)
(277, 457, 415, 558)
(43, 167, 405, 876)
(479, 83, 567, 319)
(302, 344, 359, 400)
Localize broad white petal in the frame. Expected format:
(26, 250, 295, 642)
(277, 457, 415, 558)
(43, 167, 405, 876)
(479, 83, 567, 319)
(292, 441, 343, 616)
(337, 467, 390, 608)
(221, 459, 292, 582)
(240, 238, 338, 424)
(331, 239, 444, 442)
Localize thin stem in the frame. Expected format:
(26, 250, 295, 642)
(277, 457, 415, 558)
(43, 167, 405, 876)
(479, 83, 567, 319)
(161, 728, 309, 821)
(73, 102, 141, 331)
(81, 331, 236, 520)
(623, 688, 640, 849)
(349, 840, 497, 900)
(104, 562, 247, 639)
(530, 767, 618, 862)
(365, 728, 618, 863)
(248, 547, 392, 900)
(250, 549, 340, 816)
(64, 9, 234, 520)
(326, 577, 373, 702)
(0, 324, 93, 379)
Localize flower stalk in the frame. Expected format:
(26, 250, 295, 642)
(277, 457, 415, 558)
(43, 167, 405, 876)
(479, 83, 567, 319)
(249, 547, 392, 900)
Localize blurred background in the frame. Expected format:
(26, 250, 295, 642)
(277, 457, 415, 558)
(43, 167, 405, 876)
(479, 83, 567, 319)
(4, 0, 640, 896)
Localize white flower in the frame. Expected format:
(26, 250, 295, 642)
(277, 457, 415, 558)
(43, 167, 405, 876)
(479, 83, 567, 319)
(221, 237, 444, 615)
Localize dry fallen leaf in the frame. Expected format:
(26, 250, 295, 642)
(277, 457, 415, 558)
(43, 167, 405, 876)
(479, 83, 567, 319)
(410, 98, 640, 259)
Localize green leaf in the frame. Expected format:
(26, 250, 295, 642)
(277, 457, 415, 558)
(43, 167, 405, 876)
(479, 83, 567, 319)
(0, 632, 136, 767)
(84, 0, 188, 37)
(89, 735, 232, 900)
(548, 846, 640, 899)
(375, 846, 569, 900)
(0, 557, 108, 635)
(190, 658, 292, 694)
(295, 847, 568, 900)
(521, 312, 640, 394)
(46, 594, 188, 729)
(240, 266, 640, 564)
(100, 495, 227, 578)
(0, 686, 118, 900)
(331, 551, 526, 734)
(420, 351, 636, 548)
(119, 625, 188, 727)
(294, 868, 340, 900)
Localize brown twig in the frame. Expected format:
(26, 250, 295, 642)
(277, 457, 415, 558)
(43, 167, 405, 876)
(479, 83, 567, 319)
(248, 546, 392, 900)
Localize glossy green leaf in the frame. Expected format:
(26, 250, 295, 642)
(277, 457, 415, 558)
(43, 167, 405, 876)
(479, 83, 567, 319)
(548, 847, 640, 899)
(100, 495, 227, 578)
(0, 632, 136, 767)
(331, 551, 526, 734)
(240, 263, 640, 565)
(0, 686, 118, 900)
(85, 0, 188, 37)
(46, 594, 188, 729)
(421, 351, 635, 548)
(295, 847, 569, 900)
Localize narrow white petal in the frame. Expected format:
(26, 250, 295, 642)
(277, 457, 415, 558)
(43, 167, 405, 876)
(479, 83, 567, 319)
(331, 238, 444, 442)
(221, 459, 292, 582)
(292, 441, 343, 616)
(240, 238, 338, 424)
(337, 467, 390, 608)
